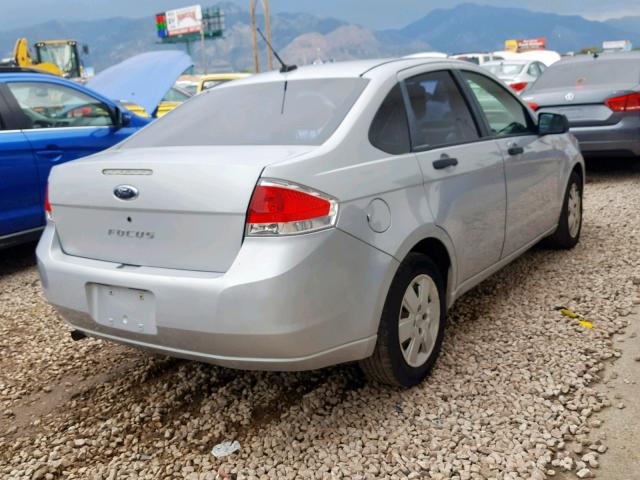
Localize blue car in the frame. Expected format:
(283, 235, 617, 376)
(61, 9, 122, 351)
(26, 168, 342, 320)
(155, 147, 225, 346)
(0, 69, 150, 248)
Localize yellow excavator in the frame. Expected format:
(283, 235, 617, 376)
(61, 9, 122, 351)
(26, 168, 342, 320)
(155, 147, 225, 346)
(8, 38, 87, 79)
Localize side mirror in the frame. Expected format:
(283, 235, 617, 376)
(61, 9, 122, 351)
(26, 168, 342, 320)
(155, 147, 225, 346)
(112, 106, 132, 130)
(538, 112, 570, 135)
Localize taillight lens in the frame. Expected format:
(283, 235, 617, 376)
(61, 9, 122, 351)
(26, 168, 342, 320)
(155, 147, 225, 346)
(246, 179, 338, 236)
(510, 82, 529, 92)
(44, 185, 53, 220)
(605, 92, 640, 112)
(527, 102, 539, 111)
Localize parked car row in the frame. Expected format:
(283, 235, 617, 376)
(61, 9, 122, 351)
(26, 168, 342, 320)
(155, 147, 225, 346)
(3, 49, 638, 387)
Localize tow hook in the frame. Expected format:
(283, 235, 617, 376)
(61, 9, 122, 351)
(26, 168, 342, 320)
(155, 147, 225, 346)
(70, 330, 87, 341)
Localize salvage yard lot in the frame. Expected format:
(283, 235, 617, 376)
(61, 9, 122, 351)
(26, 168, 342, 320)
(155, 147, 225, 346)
(1, 161, 639, 480)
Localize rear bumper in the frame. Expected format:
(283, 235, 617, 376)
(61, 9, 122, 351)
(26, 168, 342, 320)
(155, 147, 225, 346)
(570, 114, 640, 158)
(36, 224, 397, 371)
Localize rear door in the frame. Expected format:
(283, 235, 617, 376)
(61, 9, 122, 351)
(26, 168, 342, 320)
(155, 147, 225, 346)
(0, 84, 41, 237)
(459, 70, 563, 257)
(399, 68, 507, 283)
(4, 80, 136, 198)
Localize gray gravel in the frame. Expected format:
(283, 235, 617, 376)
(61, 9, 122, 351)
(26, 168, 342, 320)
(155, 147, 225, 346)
(1, 162, 639, 480)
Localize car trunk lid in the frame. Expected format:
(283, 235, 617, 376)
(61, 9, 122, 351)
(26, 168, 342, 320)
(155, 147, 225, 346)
(524, 85, 637, 126)
(48, 145, 313, 272)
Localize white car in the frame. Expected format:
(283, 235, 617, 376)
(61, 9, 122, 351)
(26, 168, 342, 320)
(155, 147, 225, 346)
(482, 59, 547, 93)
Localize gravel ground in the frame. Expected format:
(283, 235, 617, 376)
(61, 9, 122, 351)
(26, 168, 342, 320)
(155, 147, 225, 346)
(1, 161, 639, 480)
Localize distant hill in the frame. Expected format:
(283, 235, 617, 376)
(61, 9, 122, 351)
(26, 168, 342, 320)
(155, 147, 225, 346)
(1, 2, 639, 73)
(605, 16, 640, 37)
(381, 3, 640, 54)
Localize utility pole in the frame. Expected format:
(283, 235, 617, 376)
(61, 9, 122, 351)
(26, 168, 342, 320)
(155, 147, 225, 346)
(250, 0, 273, 73)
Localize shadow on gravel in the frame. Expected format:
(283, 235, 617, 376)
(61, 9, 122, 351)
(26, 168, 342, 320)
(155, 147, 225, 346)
(585, 157, 640, 180)
(0, 241, 37, 277)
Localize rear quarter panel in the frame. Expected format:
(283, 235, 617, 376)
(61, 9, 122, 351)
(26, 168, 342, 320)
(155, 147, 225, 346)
(262, 72, 459, 307)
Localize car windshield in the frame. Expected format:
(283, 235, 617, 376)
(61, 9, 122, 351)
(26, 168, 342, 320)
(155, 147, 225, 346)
(533, 58, 640, 89)
(484, 63, 526, 77)
(122, 78, 369, 147)
(201, 79, 230, 91)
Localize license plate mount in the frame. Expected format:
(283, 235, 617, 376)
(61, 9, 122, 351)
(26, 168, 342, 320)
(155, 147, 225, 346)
(89, 284, 157, 335)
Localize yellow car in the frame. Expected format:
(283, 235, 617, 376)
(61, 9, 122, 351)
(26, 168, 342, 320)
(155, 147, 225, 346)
(123, 86, 192, 118)
(197, 73, 251, 94)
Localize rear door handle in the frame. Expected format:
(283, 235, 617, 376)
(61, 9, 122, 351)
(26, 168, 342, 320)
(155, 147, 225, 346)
(507, 144, 525, 156)
(432, 157, 458, 170)
(35, 147, 64, 162)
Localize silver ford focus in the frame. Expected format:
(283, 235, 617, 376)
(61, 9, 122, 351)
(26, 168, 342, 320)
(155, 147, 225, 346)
(37, 58, 584, 387)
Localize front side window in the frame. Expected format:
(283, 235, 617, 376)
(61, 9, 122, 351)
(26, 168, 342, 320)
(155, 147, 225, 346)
(462, 72, 534, 137)
(404, 70, 479, 150)
(7, 82, 113, 129)
(122, 78, 368, 148)
(369, 84, 410, 155)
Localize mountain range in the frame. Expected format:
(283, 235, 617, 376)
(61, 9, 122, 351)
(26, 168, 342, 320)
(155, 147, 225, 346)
(1, 2, 638, 73)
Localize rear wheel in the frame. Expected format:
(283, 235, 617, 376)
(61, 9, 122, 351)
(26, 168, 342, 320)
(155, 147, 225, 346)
(545, 171, 582, 249)
(360, 253, 446, 387)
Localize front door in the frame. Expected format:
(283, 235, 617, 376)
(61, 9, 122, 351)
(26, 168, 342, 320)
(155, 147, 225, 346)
(0, 86, 42, 237)
(401, 69, 507, 283)
(460, 71, 563, 257)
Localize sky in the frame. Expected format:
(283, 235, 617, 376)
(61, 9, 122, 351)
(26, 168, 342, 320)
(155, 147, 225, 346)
(1, 0, 639, 30)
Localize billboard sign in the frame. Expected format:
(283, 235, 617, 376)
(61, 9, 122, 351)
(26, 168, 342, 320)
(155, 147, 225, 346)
(603, 40, 632, 52)
(165, 5, 203, 37)
(505, 37, 547, 53)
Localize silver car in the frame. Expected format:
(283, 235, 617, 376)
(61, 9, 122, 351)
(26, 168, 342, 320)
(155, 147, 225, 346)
(523, 52, 640, 159)
(37, 58, 584, 387)
(482, 59, 546, 93)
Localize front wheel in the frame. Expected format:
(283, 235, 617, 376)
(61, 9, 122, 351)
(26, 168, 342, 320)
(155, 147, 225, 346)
(544, 171, 583, 249)
(359, 253, 446, 387)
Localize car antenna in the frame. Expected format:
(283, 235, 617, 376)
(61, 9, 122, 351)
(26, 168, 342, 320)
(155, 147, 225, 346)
(257, 28, 297, 73)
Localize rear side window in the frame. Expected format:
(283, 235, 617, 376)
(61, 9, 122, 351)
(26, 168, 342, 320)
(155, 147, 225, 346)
(462, 71, 534, 137)
(369, 84, 410, 155)
(122, 78, 368, 147)
(534, 59, 640, 89)
(404, 70, 479, 150)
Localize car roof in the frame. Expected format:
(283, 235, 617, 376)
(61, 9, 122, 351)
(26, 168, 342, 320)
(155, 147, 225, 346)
(556, 52, 640, 65)
(0, 71, 60, 82)
(483, 59, 530, 66)
(226, 57, 478, 85)
(200, 73, 251, 81)
(0, 71, 117, 107)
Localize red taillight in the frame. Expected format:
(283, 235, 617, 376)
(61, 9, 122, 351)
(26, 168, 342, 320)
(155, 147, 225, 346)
(605, 92, 640, 112)
(510, 82, 529, 92)
(246, 180, 338, 236)
(44, 185, 52, 215)
(528, 102, 539, 111)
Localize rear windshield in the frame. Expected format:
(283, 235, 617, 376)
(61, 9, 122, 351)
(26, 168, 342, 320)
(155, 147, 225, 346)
(534, 59, 640, 89)
(122, 78, 369, 147)
(484, 63, 525, 77)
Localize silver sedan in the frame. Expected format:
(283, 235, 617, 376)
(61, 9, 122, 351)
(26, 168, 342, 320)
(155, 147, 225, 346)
(37, 58, 584, 387)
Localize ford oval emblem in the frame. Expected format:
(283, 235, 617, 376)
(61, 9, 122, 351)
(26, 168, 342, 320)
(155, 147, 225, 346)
(113, 185, 139, 201)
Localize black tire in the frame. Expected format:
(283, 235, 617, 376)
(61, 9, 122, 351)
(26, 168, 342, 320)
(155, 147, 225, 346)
(544, 171, 583, 249)
(359, 253, 446, 388)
